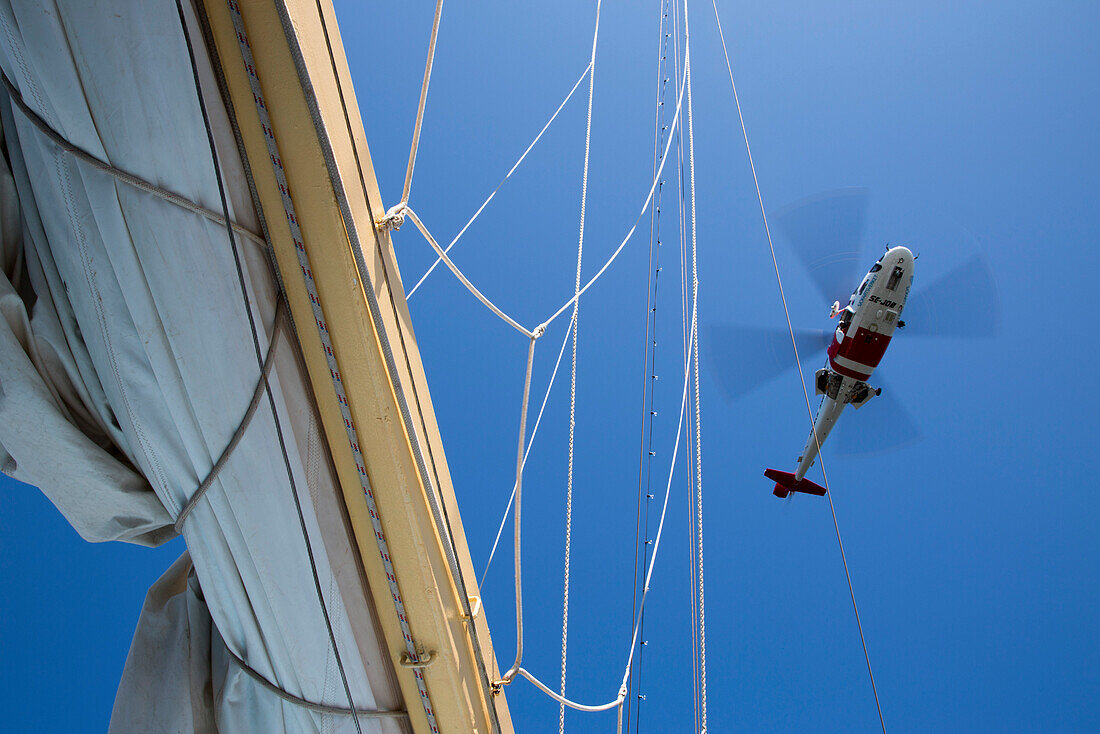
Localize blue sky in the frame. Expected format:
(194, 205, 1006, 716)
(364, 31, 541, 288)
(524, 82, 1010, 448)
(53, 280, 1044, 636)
(3, 0, 1099, 731)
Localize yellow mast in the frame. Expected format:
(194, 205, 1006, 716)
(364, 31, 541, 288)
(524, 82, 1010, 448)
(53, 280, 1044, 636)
(199, 1, 513, 731)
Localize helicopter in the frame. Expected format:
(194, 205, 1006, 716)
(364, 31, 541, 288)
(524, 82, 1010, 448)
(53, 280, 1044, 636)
(766, 245, 914, 497)
(705, 188, 999, 498)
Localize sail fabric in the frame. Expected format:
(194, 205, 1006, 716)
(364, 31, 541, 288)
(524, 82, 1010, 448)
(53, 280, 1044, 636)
(0, 1, 403, 731)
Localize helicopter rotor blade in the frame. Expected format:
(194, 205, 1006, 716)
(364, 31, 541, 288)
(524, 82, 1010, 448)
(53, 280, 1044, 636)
(772, 187, 869, 307)
(902, 254, 999, 338)
(707, 324, 831, 401)
(832, 373, 921, 458)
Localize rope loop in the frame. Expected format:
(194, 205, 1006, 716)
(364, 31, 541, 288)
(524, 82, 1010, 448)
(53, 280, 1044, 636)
(377, 201, 408, 232)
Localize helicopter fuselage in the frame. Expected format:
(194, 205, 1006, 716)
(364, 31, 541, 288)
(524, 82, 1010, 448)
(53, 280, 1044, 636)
(767, 245, 915, 497)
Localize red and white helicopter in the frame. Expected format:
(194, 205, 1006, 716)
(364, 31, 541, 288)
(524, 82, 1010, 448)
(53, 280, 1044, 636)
(765, 246, 913, 497)
(706, 188, 998, 499)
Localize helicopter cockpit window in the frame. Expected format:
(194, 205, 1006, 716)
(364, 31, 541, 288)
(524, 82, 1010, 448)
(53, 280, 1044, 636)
(869, 263, 882, 273)
(886, 265, 904, 291)
(857, 277, 870, 295)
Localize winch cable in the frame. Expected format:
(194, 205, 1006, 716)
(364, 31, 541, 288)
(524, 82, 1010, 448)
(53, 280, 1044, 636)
(709, 2, 886, 731)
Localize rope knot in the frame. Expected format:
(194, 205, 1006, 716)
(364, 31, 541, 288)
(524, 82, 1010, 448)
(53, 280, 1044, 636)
(377, 202, 408, 232)
(532, 323, 547, 339)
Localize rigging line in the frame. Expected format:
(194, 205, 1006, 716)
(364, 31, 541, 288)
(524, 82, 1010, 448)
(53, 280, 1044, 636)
(673, 0, 689, 375)
(173, 2, 362, 730)
(405, 51, 687, 339)
(481, 313, 575, 588)
(403, 206, 533, 338)
(542, 49, 689, 330)
(631, 253, 663, 734)
(629, 6, 674, 727)
(709, 2, 886, 731)
(683, 0, 708, 725)
(676, 23, 700, 727)
(562, 4, 603, 731)
(642, 3, 688, 730)
(400, 0, 444, 206)
(499, 11, 694, 709)
(407, 62, 592, 299)
(619, 308, 696, 694)
(517, 668, 624, 713)
(498, 334, 540, 685)
(664, 0, 693, 723)
(510, 308, 698, 715)
(630, 1, 670, 707)
(686, 416, 700, 734)
(669, 4, 702, 727)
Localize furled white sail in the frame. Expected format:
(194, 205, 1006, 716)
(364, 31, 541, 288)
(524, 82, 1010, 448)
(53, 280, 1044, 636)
(0, 0, 404, 730)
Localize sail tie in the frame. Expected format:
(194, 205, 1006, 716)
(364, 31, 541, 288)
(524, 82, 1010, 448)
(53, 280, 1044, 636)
(174, 302, 285, 532)
(226, 646, 409, 720)
(0, 72, 266, 250)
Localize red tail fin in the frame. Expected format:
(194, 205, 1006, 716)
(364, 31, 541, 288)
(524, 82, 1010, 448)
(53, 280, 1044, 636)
(764, 469, 827, 498)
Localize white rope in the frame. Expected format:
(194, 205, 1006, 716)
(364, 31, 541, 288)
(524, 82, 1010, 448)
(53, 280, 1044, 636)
(520, 667, 625, 713)
(561, 4, 602, 730)
(489, 18, 697, 724)
(480, 314, 574, 588)
(683, 0, 707, 726)
(542, 52, 689, 329)
(407, 63, 593, 298)
(620, 308, 696, 695)
(710, 2, 884, 731)
(416, 7, 696, 723)
(627, 3, 673, 727)
(499, 335, 540, 685)
(403, 46, 689, 343)
(669, 1, 699, 725)
(401, 0, 443, 206)
(505, 308, 698, 716)
(403, 207, 533, 337)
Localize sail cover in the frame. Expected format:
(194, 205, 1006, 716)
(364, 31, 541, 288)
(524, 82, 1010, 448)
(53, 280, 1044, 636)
(0, 0, 406, 730)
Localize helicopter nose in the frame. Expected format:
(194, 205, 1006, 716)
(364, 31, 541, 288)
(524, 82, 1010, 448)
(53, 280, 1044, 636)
(887, 245, 913, 262)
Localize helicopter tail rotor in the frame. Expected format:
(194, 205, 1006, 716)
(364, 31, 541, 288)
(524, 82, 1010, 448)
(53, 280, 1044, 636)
(764, 469, 828, 498)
